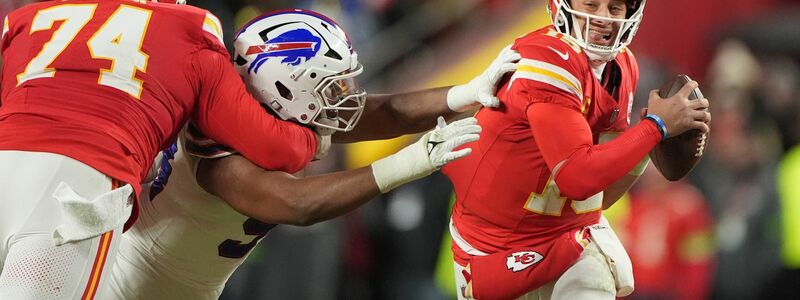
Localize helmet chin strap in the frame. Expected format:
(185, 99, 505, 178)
(585, 48, 618, 64)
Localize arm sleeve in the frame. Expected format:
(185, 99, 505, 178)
(527, 103, 661, 200)
(190, 49, 317, 173)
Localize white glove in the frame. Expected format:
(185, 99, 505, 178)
(447, 44, 521, 112)
(371, 117, 481, 193)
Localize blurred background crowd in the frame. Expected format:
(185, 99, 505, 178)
(3, 0, 800, 299)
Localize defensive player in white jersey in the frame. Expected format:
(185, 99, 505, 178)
(108, 9, 519, 299)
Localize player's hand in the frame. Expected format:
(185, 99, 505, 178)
(312, 116, 338, 160)
(370, 116, 481, 193)
(313, 133, 332, 160)
(314, 115, 339, 136)
(646, 81, 711, 138)
(447, 45, 520, 112)
(426, 116, 481, 168)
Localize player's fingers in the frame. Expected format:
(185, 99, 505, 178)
(648, 89, 662, 101)
(688, 98, 709, 110)
(436, 116, 447, 129)
(504, 50, 522, 62)
(500, 62, 517, 73)
(445, 133, 480, 150)
(478, 95, 500, 108)
(688, 110, 711, 123)
(441, 125, 481, 141)
(440, 135, 479, 153)
(442, 148, 473, 164)
(675, 80, 700, 99)
(691, 120, 710, 133)
(639, 107, 648, 119)
(452, 125, 482, 137)
(499, 44, 514, 56)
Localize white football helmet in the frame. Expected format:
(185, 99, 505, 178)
(233, 9, 366, 132)
(547, 0, 646, 62)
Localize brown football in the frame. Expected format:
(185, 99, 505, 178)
(648, 74, 708, 181)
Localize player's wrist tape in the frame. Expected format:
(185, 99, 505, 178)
(644, 114, 668, 140)
(629, 156, 650, 176)
(371, 132, 436, 193)
(447, 84, 475, 112)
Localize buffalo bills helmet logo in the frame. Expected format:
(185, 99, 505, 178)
(246, 28, 322, 74)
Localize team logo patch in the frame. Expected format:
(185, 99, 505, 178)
(247, 28, 321, 74)
(506, 251, 543, 272)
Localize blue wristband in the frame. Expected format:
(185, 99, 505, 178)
(644, 114, 668, 140)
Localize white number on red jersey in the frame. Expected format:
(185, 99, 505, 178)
(17, 4, 152, 99)
(524, 177, 602, 216)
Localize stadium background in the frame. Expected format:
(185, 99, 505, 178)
(2, 0, 800, 299)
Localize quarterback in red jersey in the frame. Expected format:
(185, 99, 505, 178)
(0, 1, 318, 299)
(443, 0, 711, 299)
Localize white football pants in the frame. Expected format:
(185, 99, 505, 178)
(519, 242, 616, 300)
(0, 151, 131, 299)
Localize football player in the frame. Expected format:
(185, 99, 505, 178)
(442, 0, 712, 299)
(0, 1, 323, 299)
(107, 9, 518, 299)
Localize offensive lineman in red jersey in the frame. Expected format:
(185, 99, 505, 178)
(443, 0, 711, 299)
(0, 0, 320, 298)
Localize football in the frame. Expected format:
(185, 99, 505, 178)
(648, 74, 708, 181)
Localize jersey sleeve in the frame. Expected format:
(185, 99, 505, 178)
(192, 10, 228, 60)
(183, 123, 236, 159)
(506, 40, 585, 112)
(189, 48, 317, 174)
(528, 103, 661, 200)
(201, 12, 224, 48)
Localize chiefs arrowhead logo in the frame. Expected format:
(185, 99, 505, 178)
(506, 251, 544, 272)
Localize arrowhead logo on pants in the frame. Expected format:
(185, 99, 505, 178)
(506, 251, 544, 272)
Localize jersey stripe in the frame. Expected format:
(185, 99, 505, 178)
(510, 58, 583, 101)
(2, 17, 8, 41)
(203, 13, 223, 44)
(81, 231, 113, 300)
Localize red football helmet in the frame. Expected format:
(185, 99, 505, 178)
(547, 0, 645, 62)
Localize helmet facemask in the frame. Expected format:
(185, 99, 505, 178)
(549, 0, 645, 62)
(313, 64, 366, 132)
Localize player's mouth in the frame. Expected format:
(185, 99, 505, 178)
(587, 28, 613, 45)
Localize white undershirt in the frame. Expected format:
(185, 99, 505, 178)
(591, 61, 607, 80)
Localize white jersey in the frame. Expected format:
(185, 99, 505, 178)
(108, 130, 275, 299)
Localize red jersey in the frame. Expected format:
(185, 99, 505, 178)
(0, 1, 317, 227)
(444, 26, 640, 253)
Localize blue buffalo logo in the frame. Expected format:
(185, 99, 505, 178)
(247, 28, 322, 74)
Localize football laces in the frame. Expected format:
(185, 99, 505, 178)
(695, 133, 707, 157)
